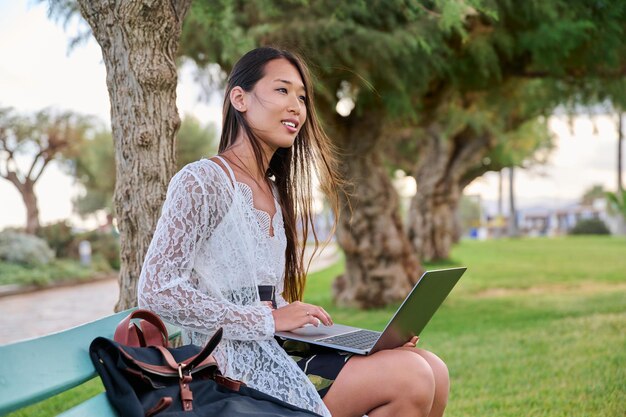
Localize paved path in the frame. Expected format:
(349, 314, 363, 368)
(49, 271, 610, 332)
(0, 243, 338, 345)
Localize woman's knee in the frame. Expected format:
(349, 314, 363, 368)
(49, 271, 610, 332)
(398, 347, 449, 383)
(384, 350, 436, 410)
(415, 349, 450, 387)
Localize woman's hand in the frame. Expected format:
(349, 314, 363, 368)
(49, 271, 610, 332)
(271, 301, 333, 332)
(402, 336, 420, 348)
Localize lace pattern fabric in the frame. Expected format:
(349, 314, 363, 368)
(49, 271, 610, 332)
(138, 158, 330, 416)
(237, 180, 281, 238)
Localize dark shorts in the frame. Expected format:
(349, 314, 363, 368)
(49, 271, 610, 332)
(280, 339, 353, 398)
(257, 286, 352, 398)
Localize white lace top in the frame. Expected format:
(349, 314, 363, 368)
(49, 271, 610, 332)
(138, 157, 330, 416)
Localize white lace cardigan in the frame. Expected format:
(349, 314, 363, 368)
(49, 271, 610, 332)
(138, 157, 330, 416)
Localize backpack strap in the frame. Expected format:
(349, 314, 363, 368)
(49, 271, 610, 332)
(114, 309, 169, 347)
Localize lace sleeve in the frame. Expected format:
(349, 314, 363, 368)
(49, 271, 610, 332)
(274, 268, 289, 309)
(138, 167, 276, 341)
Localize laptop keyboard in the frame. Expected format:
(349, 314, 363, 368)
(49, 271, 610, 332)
(316, 329, 381, 350)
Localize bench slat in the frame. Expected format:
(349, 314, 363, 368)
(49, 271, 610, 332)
(0, 309, 132, 415)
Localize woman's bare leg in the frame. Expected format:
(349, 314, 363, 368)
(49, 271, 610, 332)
(322, 349, 436, 417)
(397, 347, 450, 417)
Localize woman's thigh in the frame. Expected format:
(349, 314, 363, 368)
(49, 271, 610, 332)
(322, 348, 436, 417)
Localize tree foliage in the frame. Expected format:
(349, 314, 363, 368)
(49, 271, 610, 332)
(181, 0, 489, 119)
(606, 190, 626, 221)
(175, 115, 218, 169)
(70, 128, 115, 217)
(67, 115, 217, 219)
(581, 184, 606, 206)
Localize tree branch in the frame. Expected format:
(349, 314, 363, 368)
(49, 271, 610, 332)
(32, 156, 52, 183)
(0, 140, 13, 178)
(4, 170, 25, 192)
(25, 149, 45, 181)
(1, 151, 24, 183)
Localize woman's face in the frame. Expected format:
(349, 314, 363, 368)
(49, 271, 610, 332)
(240, 58, 307, 151)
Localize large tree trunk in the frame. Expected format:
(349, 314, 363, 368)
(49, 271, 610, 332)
(407, 127, 492, 261)
(331, 114, 421, 309)
(78, 1, 192, 311)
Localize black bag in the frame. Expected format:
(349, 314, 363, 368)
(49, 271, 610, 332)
(90, 313, 321, 416)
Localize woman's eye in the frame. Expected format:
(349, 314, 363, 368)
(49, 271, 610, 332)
(299, 95, 306, 102)
(277, 88, 288, 94)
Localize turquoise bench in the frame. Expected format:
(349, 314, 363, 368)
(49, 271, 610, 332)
(0, 309, 180, 416)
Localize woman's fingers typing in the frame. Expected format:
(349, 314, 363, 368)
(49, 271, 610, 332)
(272, 301, 333, 332)
(316, 306, 333, 326)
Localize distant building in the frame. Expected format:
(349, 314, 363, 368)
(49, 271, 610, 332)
(511, 198, 623, 236)
(472, 197, 625, 239)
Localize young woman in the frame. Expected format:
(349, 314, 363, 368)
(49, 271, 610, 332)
(138, 47, 449, 417)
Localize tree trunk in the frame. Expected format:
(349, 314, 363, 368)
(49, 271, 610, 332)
(22, 181, 40, 235)
(78, 1, 192, 311)
(4, 171, 41, 234)
(331, 115, 421, 309)
(407, 127, 492, 261)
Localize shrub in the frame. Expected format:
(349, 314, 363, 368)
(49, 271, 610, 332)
(569, 218, 611, 235)
(73, 230, 120, 270)
(0, 259, 105, 286)
(0, 231, 55, 266)
(37, 220, 75, 258)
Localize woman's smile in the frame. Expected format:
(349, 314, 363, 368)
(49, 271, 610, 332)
(281, 118, 299, 133)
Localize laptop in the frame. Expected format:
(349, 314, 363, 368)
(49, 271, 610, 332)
(275, 267, 466, 355)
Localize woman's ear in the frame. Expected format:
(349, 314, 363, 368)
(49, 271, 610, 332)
(230, 87, 247, 112)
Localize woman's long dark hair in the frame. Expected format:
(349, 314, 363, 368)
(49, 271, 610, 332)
(219, 47, 342, 302)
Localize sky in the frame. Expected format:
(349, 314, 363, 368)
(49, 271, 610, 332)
(0, 1, 622, 230)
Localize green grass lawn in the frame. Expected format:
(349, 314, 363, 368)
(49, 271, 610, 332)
(11, 236, 625, 416)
